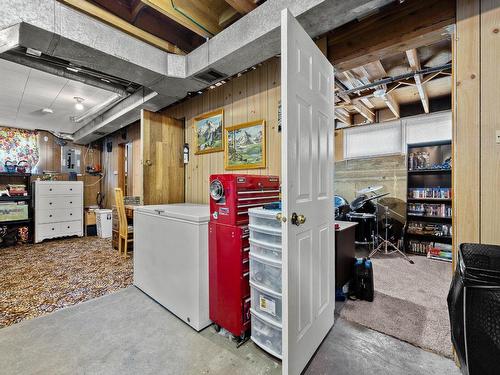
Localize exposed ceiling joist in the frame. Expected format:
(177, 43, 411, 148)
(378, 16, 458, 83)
(224, 0, 256, 14)
(352, 99, 375, 123)
(383, 93, 400, 118)
(335, 108, 352, 125)
(327, 0, 455, 72)
(130, 0, 147, 23)
(58, 0, 184, 54)
(406, 48, 429, 113)
(347, 68, 374, 108)
(364, 60, 399, 118)
(219, 6, 240, 27)
(140, 0, 223, 37)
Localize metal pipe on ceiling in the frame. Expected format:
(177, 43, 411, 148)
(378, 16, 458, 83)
(340, 63, 452, 96)
(0, 51, 130, 97)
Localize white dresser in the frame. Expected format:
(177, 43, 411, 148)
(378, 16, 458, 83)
(33, 181, 83, 243)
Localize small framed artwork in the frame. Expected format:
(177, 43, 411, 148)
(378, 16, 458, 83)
(194, 109, 224, 155)
(224, 120, 266, 170)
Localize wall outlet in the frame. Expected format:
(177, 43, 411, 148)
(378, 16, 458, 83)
(113, 171, 118, 175)
(496, 130, 500, 144)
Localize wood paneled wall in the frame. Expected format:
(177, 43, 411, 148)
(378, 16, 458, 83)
(36, 130, 100, 174)
(100, 122, 142, 208)
(454, 0, 500, 249)
(163, 58, 282, 204)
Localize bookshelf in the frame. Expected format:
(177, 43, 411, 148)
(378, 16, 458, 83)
(405, 141, 452, 262)
(0, 172, 33, 246)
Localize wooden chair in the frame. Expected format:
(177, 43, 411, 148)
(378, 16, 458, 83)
(114, 188, 133, 258)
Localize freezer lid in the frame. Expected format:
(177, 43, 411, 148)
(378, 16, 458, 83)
(134, 203, 210, 222)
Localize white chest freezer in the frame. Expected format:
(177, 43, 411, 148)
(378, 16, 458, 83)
(133, 203, 211, 331)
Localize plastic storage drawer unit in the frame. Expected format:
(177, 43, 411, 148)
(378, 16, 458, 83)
(250, 253, 282, 293)
(250, 281, 282, 324)
(251, 309, 283, 359)
(249, 207, 282, 230)
(250, 238, 282, 261)
(249, 224, 282, 246)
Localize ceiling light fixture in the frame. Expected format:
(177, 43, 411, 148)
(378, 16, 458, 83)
(66, 66, 79, 73)
(74, 97, 85, 111)
(41, 108, 54, 114)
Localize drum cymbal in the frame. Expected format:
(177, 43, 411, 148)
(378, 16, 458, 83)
(365, 192, 389, 202)
(357, 185, 383, 195)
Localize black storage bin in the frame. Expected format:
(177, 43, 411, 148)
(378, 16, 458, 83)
(448, 243, 500, 375)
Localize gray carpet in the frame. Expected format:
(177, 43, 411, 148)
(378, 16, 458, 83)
(0, 286, 459, 375)
(340, 254, 453, 358)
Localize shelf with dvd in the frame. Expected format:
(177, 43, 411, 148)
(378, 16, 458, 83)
(405, 140, 452, 259)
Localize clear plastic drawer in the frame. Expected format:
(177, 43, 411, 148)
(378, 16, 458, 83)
(251, 309, 282, 359)
(250, 239, 282, 261)
(250, 281, 282, 324)
(249, 208, 282, 230)
(249, 224, 282, 246)
(249, 253, 282, 293)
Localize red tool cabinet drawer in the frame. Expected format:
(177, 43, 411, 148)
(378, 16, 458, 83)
(242, 257, 250, 273)
(242, 272, 250, 298)
(210, 174, 280, 226)
(243, 297, 251, 323)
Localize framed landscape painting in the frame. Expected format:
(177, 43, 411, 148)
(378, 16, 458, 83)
(224, 120, 266, 170)
(194, 109, 224, 154)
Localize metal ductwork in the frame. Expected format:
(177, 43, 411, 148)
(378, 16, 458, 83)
(0, 0, 394, 143)
(1, 48, 133, 97)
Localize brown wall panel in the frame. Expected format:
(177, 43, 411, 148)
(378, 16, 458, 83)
(162, 59, 282, 204)
(480, 0, 500, 244)
(454, 0, 481, 249)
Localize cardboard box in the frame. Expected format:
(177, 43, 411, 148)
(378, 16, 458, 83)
(85, 210, 96, 226)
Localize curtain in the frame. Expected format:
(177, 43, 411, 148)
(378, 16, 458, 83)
(0, 127, 39, 172)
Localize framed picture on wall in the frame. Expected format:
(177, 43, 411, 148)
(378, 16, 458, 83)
(224, 120, 266, 170)
(193, 109, 224, 154)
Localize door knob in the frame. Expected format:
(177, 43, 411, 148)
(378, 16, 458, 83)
(291, 212, 306, 226)
(145, 159, 152, 166)
(276, 213, 287, 223)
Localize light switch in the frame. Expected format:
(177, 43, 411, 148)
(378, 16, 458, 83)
(113, 171, 118, 175)
(496, 130, 500, 144)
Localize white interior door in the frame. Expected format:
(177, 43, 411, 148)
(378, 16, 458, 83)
(281, 9, 335, 375)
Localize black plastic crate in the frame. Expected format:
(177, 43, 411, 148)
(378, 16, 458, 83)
(448, 243, 500, 375)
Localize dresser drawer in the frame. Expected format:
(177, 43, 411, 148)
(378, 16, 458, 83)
(37, 221, 82, 239)
(37, 195, 83, 209)
(36, 208, 82, 224)
(37, 183, 82, 197)
(37, 222, 60, 238)
(61, 220, 82, 234)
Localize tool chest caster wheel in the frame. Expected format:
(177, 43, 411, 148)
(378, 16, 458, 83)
(214, 323, 221, 333)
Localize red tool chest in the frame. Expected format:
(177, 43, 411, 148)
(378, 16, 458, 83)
(208, 174, 280, 339)
(209, 174, 280, 226)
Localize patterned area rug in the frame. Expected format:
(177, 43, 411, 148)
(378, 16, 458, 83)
(0, 237, 132, 328)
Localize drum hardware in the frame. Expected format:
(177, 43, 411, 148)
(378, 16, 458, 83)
(369, 205, 414, 264)
(356, 185, 383, 195)
(347, 212, 376, 245)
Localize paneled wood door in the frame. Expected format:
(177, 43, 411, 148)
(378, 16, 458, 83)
(141, 110, 185, 205)
(281, 9, 335, 375)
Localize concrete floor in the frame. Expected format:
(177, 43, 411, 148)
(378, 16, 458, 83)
(0, 287, 459, 375)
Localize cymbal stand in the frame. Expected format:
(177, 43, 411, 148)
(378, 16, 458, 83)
(369, 205, 414, 264)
